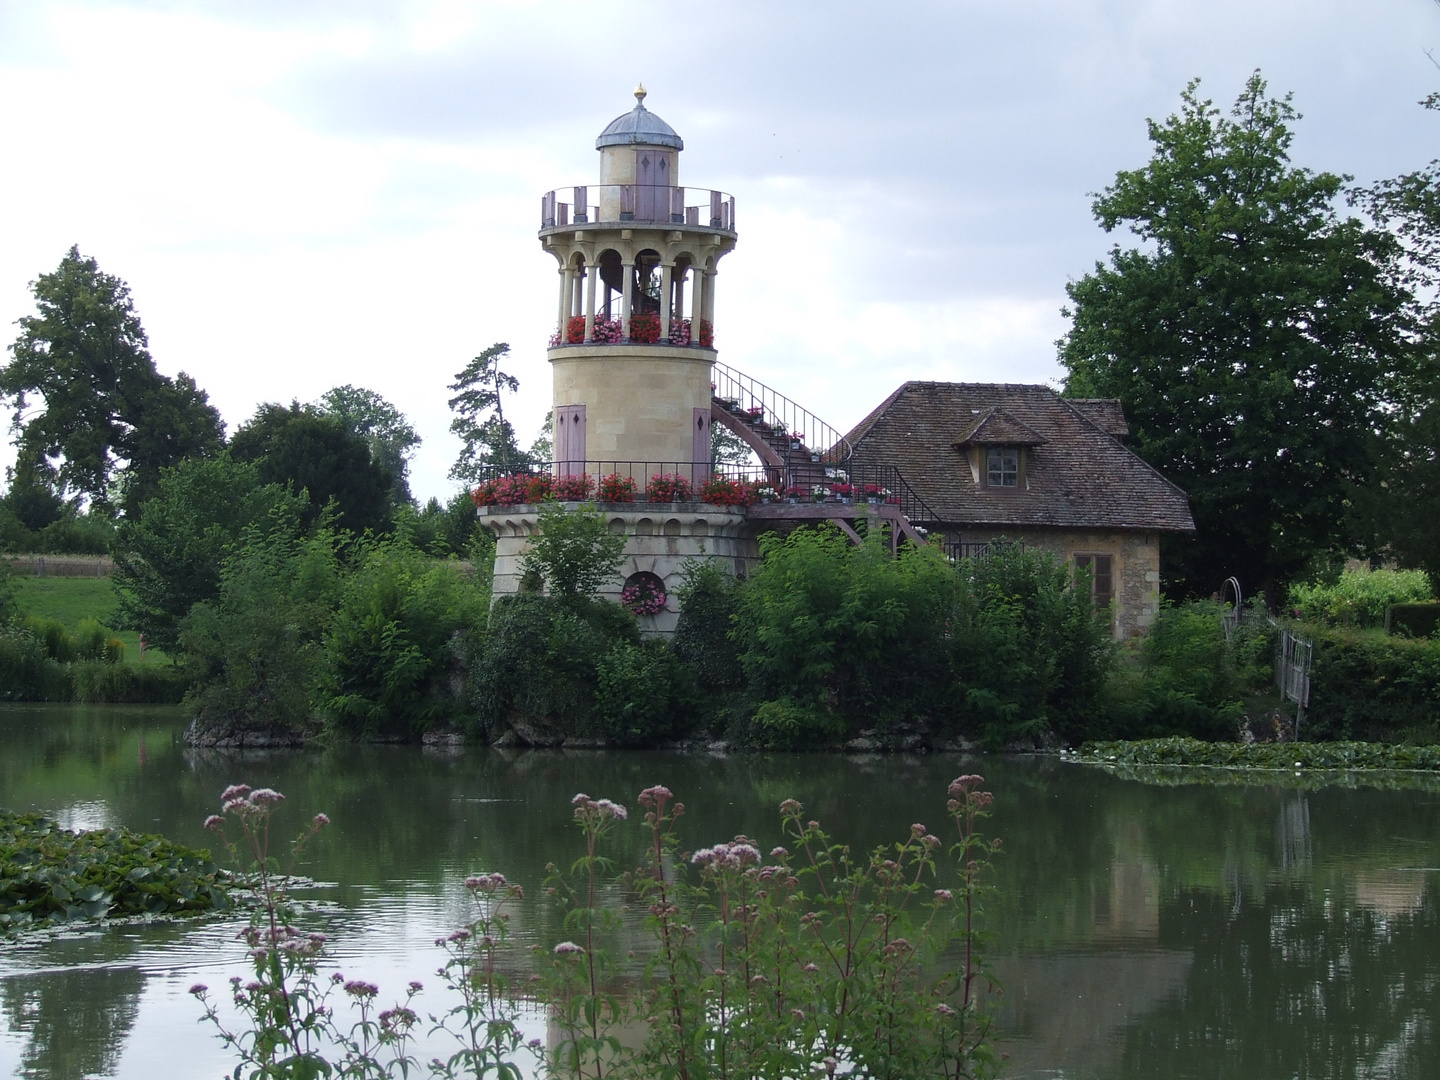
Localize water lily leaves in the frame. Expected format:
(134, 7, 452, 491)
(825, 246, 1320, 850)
(1, 809, 231, 934)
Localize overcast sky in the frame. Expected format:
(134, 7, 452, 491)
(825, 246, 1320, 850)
(1, 0, 1437, 505)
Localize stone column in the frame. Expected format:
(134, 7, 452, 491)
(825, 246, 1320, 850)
(557, 267, 572, 338)
(659, 263, 673, 341)
(584, 261, 597, 342)
(620, 260, 634, 339)
(689, 268, 703, 331)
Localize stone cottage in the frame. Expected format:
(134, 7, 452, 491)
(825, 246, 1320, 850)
(843, 382, 1196, 638)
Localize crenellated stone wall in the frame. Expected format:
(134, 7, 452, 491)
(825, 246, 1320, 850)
(481, 503, 761, 636)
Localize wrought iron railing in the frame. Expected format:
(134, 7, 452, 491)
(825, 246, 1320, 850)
(467, 460, 938, 525)
(712, 361, 852, 466)
(471, 460, 766, 503)
(541, 185, 736, 230)
(944, 541, 1004, 563)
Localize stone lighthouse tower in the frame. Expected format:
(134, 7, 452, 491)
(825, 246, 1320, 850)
(541, 86, 737, 476)
(483, 89, 757, 632)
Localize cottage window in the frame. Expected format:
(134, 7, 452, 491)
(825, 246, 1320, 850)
(1074, 553, 1115, 611)
(986, 447, 1018, 487)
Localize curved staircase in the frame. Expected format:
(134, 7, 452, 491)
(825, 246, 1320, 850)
(710, 361, 852, 492)
(709, 362, 936, 549)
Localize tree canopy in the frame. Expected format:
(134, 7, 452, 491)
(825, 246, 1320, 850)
(1354, 93, 1440, 587)
(1059, 74, 1418, 600)
(312, 385, 420, 506)
(229, 402, 394, 536)
(0, 246, 224, 512)
(112, 454, 306, 651)
(448, 343, 531, 483)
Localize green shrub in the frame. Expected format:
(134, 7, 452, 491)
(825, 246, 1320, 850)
(950, 541, 1116, 747)
(70, 618, 110, 662)
(0, 624, 66, 700)
(405, 490, 495, 561)
(1303, 626, 1440, 742)
(520, 500, 625, 599)
(179, 520, 344, 739)
(23, 616, 73, 662)
(0, 559, 16, 622)
(113, 454, 307, 653)
(671, 560, 744, 699)
(1387, 602, 1440, 639)
(748, 696, 846, 749)
(70, 661, 186, 704)
(732, 526, 962, 744)
(318, 539, 487, 740)
(1100, 600, 1270, 742)
(470, 593, 639, 741)
(593, 640, 701, 746)
(1288, 567, 1433, 628)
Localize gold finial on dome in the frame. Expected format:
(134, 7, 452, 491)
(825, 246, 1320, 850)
(634, 83, 647, 104)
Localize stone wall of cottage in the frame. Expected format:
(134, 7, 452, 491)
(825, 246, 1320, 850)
(947, 527, 1162, 639)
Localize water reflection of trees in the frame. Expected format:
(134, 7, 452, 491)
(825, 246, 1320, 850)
(1, 967, 146, 1080)
(1120, 880, 1440, 1078)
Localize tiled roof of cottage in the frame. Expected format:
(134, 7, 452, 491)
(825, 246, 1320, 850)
(1067, 398, 1130, 438)
(844, 382, 1194, 532)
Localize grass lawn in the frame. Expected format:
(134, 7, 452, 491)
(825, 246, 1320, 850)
(11, 577, 170, 665)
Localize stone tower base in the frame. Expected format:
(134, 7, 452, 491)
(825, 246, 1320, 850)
(481, 502, 760, 635)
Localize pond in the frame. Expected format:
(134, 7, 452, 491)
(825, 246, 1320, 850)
(3, 703, 1440, 1079)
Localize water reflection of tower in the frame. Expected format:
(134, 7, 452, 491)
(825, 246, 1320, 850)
(1276, 794, 1311, 872)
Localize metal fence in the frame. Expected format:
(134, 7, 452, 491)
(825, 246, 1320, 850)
(2, 554, 112, 578)
(1277, 628, 1313, 714)
(942, 541, 1019, 563)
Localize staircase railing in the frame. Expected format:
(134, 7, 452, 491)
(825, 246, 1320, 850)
(712, 362, 853, 465)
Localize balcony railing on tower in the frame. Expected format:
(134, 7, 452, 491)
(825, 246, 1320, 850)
(541, 186, 736, 230)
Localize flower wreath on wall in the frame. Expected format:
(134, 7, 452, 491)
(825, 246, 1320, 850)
(621, 571, 667, 616)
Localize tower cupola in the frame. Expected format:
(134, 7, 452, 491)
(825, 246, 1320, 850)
(596, 85, 684, 150)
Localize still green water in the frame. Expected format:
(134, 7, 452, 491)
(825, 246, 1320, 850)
(3, 703, 1440, 1079)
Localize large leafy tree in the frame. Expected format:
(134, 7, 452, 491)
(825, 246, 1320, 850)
(312, 385, 421, 505)
(229, 402, 394, 536)
(112, 454, 306, 651)
(448, 342, 531, 482)
(1355, 93, 1440, 586)
(1060, 74, 1416, 601)
(0, 246, 224, 512)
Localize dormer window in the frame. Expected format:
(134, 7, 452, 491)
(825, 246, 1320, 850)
(987, 447, 1019, 487)
(954, 407, 1046, 493)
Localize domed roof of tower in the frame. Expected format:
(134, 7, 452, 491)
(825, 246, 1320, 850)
(596, 85, 684, 151)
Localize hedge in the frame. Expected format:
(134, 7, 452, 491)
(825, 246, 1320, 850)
(1387, 602, 1440, 639)
(1303, 626, 1440, 741)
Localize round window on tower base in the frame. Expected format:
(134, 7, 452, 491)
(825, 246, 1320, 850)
(621, 571, 667, 616)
